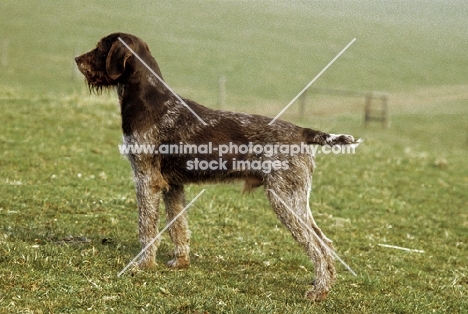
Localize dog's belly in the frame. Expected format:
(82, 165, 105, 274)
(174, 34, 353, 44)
(160, 155, 263, 184)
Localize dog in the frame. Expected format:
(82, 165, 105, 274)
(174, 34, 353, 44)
(75, 32, 359, 301)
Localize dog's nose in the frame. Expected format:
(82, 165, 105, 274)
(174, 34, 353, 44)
(74, 56, 80, 64)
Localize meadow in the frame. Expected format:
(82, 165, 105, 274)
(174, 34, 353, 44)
(0, 1, 467, 313)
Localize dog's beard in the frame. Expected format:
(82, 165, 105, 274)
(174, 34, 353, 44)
(87, 83, 105, 94)
(84, 73, 113, 94)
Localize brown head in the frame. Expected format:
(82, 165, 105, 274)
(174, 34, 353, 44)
(74, 32, 163, 92)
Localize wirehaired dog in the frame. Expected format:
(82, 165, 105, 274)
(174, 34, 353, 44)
(75, 32, 359, 301)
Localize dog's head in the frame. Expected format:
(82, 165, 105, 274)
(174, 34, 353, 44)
(75, 33, 163, 92)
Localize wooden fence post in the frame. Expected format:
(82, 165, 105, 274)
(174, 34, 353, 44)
(364, 92, 389, 128)
(364, 92, 372, 127)
(382, 94, 389, 128)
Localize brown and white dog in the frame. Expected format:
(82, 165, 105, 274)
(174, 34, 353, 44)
(75, 32, 359, 301)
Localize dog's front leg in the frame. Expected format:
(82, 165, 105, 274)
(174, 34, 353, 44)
(133, 172, 164, 268)
(163, 184, 190, 269)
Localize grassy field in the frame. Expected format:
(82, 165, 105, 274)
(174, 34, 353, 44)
(1, 1, 467, 313)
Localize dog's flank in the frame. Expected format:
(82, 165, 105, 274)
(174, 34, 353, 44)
(75, 32, 359, 301)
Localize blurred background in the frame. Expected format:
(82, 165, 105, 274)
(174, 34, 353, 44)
(1, 0, 467, 119)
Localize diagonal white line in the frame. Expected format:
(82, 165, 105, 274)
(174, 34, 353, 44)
(269, 38, 356, 125)
(378, 243, 425, 253)
(118, 189, 206, 277)
(268, 189, 357, 276)
(118, 37, 207, 126)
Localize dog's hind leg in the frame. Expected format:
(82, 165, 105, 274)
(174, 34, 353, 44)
(304, 185, 334, 248)
(265, 175, 336, 301)
(163, 184, 191, 269)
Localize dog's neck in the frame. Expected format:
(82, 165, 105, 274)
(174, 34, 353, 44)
(117, 72, 172, 136)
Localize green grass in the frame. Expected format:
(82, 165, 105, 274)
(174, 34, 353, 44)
(1, 1, 468, 313)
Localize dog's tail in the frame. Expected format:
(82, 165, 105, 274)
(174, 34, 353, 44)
(302, 128, 362, 146)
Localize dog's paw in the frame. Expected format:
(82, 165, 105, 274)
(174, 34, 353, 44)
(137, 257, 157, 269)
(305, 288, 329, 302)
(167, 257, 190, 269)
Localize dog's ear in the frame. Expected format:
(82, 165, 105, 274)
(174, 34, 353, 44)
(106, 37, 134, 80)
